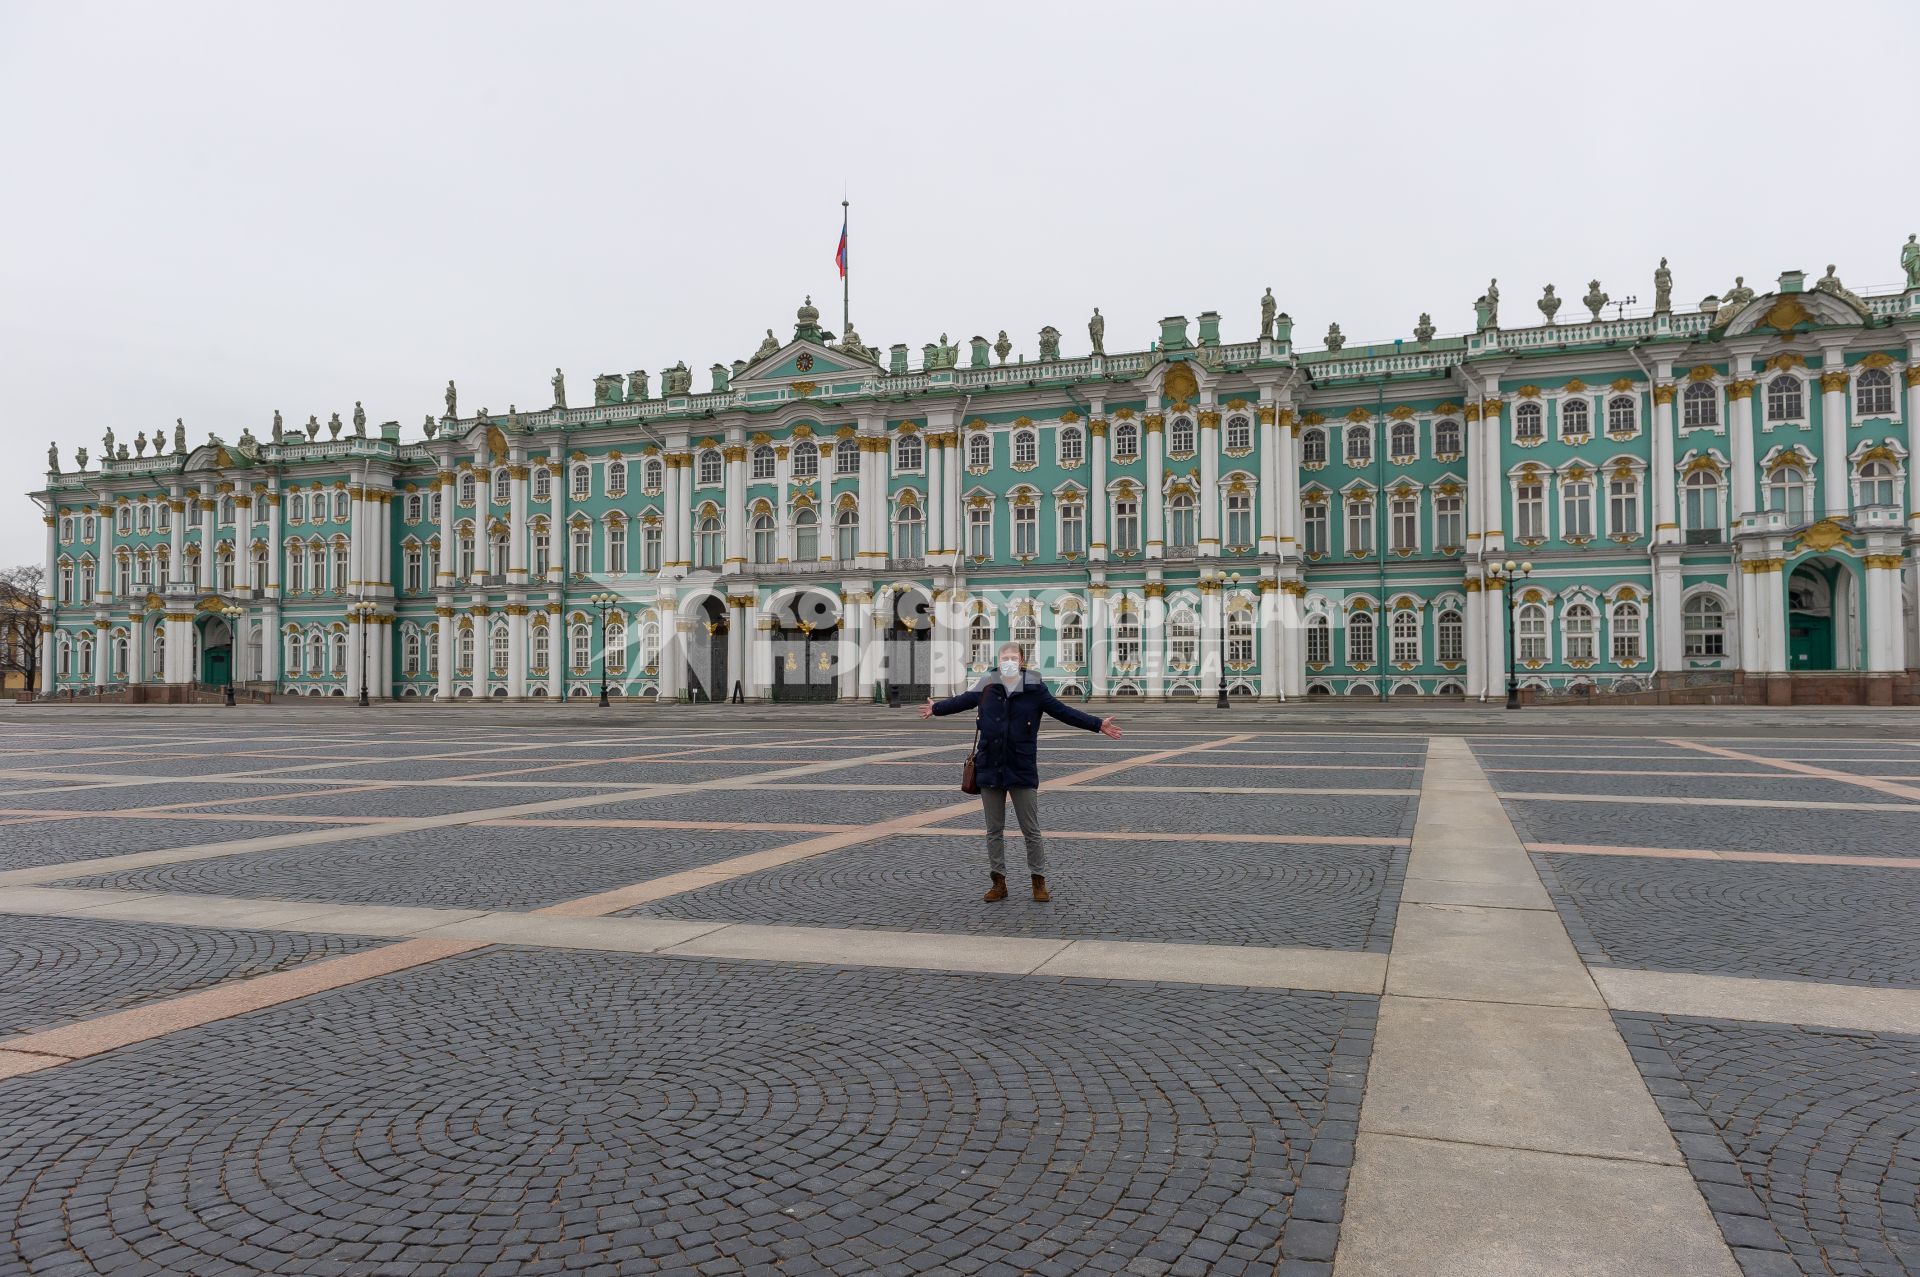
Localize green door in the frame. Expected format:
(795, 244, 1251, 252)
(1788, 615, 1833, 671)
(203, 646, 230, 686)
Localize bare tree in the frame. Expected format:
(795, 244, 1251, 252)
(0, 565, 46, 691)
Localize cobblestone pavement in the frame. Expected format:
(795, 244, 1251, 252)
(2, 711, 1919, 1274)
(1617, 1014, 1920, 1277)
(631, 833, 1408, 951)
(0, 914, 386, 1037)
(0, 948, 1374, 1277)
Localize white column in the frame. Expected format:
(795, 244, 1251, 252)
(1087, 589, 1109, 698)
(436, 469, 456, 586)
(667, 454, 689, 572)
(508, 461, 529, 583)
(839, 589, 861, 700)
(1088, 422, 1108, 561)
(235, 494, 254, 590)
(545, 607, 564, 698)
(436, 611, 455, 699)
(752, 615, 775, 699)
(547, 454, 568, 586)
(1277, 409, 1301, 553)
(507, 607, 527, 697)
(859, 433, 885, 567)
(198, 487, 216, 590)
(167, 491, 186, 588)
(1651, 385, 1678, 545)
(345, 615, 364, 700)
(92, 619, 108, 687)
(724, 443, 747, 570)
(657, 601, 682, 700)
(1764, 564, 1788, 672)
(1258, 583, 1279, 698)
(96, 503, 113, 603)
(261, 604, 279, 684)
(945, 433, 963, 564)
(1484, 577, 1508, 700)
(727, 594, 747, 699)
(127, 613, 146, 684)
(349, 478, 367, 594)
(1199, 585, 1223, 690)
(1737, 564, 1765, 674)
(1145, 589, 1166, 697)
(1654, 560, 1683, 669)
(1482, 401, 1505, 554)
(1728, 381, 1757, 520)
(1145, 414, 1165, 558)
(39, 614, 56, 694)
(472, 461, 491, 581)
(1819, 366, 1850, 518)
(1908, 364, 1920, 534)
(1465, 406, 1486, 554)
(775, 444, 794, 562)
(1866, 556, 1904, 672)
(1257, 407, 1279, 555)
(1465, 579, 1488, 699)
(470, 611, 488, 698)
(1199, 411, 1221, 557)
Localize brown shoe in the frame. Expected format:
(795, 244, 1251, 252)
(983, 873, 1008, 902)
(1030, 875, 1051, 903)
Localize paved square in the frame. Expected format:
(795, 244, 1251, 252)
(2, 707, 1919, 1277)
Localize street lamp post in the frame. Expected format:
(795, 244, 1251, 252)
(348, 601, 377, 707)
(590, 592, 617, 708)
(1215, 571, 1241, 709)
(220, 604, 245, 707)
(1486, 559, 1533, 710)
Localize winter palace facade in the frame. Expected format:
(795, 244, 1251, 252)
(27, 258, 1920, 704)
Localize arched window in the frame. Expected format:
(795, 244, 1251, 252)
(1167, 491, 1197, 548)
(456, 626, 475, 675)
(1610, 600, 1644, 662)
(1169, 417, 1196, 455)
(285, 546, 304, 594)
(1389, 421, 1416, 461)
(489, 622, 510, 674)
(532, 468, 551, 503)
(1766, 375, 1803, 422)
(606, 460, 628, 498)
(639, 621, 661, 672)
(1433, 419, 1461, 456)
(1607, 395, 1637, 434)
(1113, 421, 1139, 461)
(695, 514, 723, 567)
(333, 491, 351, 523)
(1225, 415, 1252, 452)
(492, 468, 511, 504)
(1013, 429, 1037, 466)
(642, 456, 664, 492)
(458, 472, 476, 506)
(285, 631, 302, 678)
(751, 444, 776, 480)
(750, 512, 776, 563)
(604, 619, 627, 674)
(402, 628, 422, 677)
(1683, 595, 1727, 658)
(1391, 609, 1420, 665)
(404, 494, 423, 523)
(698, 449, 723, 486)
(790, 440, 819, 478)
(75, 633, 94, 679)
(1515, 402, 1544, 441)
(835, 507, 858, 561)
(968, 432, 992, 469)
(1301, 427, 1327, 465)
(1768, 465, 1809, 522)
(1058, 610, 1085, 666)
(1227, 606, 1254, 666)
(1058, 425, 1083, 465)
(570, 464, 591, 499)
(1169, 608, 1198, 670)
(1011, 613, 1038, 666)
(892, 504, 924, 560)
(893, 434, 922, 473)
(968, 614, 995, 668)
(1346, 611, 1376, 666)
(1682, 381, 1717, 428)
(834, 439, 860, 476)
(1516, 603, 1548, 662)
(1855, 367, 1894, 416)
(1305, 612, 1331, 666)
(569, 623, 591, 672)
(1345, 425, 1372, 465)
(793, 506, 820, 560)
(1684, 469, 1722, 532)
(530, 622, 550, 675)
(1564, 602, 1597, 662)
(329, 630, 347, 676)
(1558, 398, 1589, 439)
(1114, 606, 1142, 665)
(1858, 459, 1898, 507)
(1436, 608, 1464, 663)
(137, 504, 152, 533)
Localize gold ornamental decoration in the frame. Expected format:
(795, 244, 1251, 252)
(791, 381, 817, 397)
(1819, 371, 1849, 393)
(1793, 520, 1849, 553)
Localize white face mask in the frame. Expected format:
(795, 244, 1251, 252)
(999, 658, 1021, 679)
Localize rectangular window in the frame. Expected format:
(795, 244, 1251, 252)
(1609, 479, 1639, 537)
(1059, 503, 1084, 556)
(1307, 620, 1330, 666)
(1303, 502, 1328, 555)
(1390, 497, 1418, 553)
(1013, 505, 1037, 557)
(1227, 492, 1253, 548)
(1515, 483, 1544, 540)
(1437, 613, 1463, 664)
(1434, 495, 1462, 549)
(570, 526, 591, 575)
(1113, 499, 1139, 554)
(642, 525, 662, 573)
(1561, 481, 1592, 539)
(967, 507, 992, 559)
(532, 532, 550, 577)
(607, 524, 627, 573)
(404, 548, 422, 593)
(1345, 498, 1374, 555)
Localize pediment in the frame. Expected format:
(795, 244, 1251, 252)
(1721, 288, 1870, 337)
(735, 339, 878, 387)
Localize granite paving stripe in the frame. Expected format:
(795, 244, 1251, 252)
(1596, 969, 1920, 1035)
(1534, 853, 1920, 989)
(1501, 789, 1920, 811)
(174, 782, 633, 818)
(0, 817, 340, 872)
(52, 825, 812, 912)
(0, 948, 1373, 1275)
(1616, 1014, 1920, 1277)
(1666, 737, 1920, 804)
(1526, 841, 1920, 870)
(558, 786, 968, 824)
(933, 790, 1419, 839)
(629, 832, 1406, 951)
(0, 780, 384, 812)
(1488, 772, 1907, 804)
(1501, 798, 1920, 859)
(0, 914, 389, 1037)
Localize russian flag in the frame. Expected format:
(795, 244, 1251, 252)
(835, 212, 848, 278)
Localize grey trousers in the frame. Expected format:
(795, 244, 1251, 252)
(981, 786, 1045, 876)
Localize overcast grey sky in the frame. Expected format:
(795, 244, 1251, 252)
(5, 0, 1916, 560)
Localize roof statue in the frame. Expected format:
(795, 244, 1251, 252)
(327, 411, 343, 439)
(1038, 326, 1061, 362)
(271, 409, 283, 443)
(509, 405, 522, 433)
(1324, 322, 1345, 353)
(840, 323, 875, 362)
(47, 441, 59, 473)
(1724, 276, 1754, 307)
(793, 296, 827, 344)
(102, 426, 115, 457)
(1088, 308, 1105, 356)
(628, 369, 648, 401)
(1413, 313, 1435, 344)
(238, 427, 257, 458)
(1260, 288, 1276, 340)
(117, 444, 129, 460)
(444, 380, 457, 419)
(423, 414, 438, 439)
(593, 374, 621, 405)
(353, 402, 366, 436)
(1905, 234, 1920, 289)
(662, 362, 691, 396)
(1653, 258, 1672, 313)
(994, 331, 1011, 364)
(173, 420, 186, 453)
(754, 329, 780, 361)
(1815, 264, 1866, 311)
(151, 428, 165, 455)
(551, 368, 566, 411)
(305, 414, 320, 440)
(1485, 279, 1499, 327)
(1583, 280, 1608, 322)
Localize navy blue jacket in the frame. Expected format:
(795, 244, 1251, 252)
(933, 671, 1104, 790)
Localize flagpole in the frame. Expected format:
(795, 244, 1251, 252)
(841, 198, 850, 335)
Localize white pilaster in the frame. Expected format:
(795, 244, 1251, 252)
(1198, 410, 1220, 557)
(1145, 413, 1165, 558)
(1819, 363, 1850, 519)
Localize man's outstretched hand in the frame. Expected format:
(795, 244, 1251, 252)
(1099, 717, 1122, 739)
(920, 698, 935, 720)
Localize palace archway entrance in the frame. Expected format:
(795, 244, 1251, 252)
(770, 590, 841, 702)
